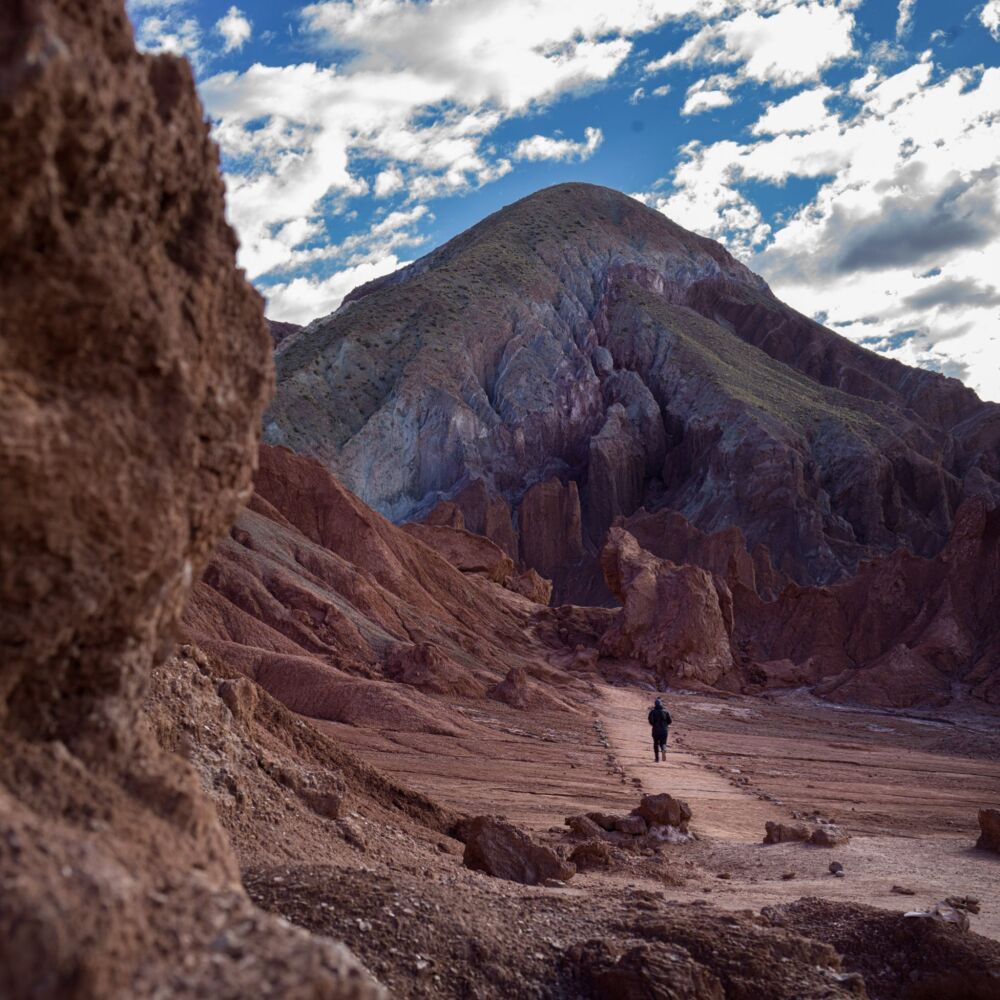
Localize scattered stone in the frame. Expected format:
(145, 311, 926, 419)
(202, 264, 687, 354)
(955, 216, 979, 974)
(945, 896, 981, 914)
(781, 872, 796, 881)
(890, 886, 916, 896)
(716, 873, 732, 880)
(460, 816, 575, 885)
(829, 862, 844, 875)
(904, 903, 970, 932)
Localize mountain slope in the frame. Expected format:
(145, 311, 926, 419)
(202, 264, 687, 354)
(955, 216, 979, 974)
(265, 183, 1000, 600)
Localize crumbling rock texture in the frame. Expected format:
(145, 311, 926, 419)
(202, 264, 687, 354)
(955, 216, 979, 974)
(458, 815, 576, 885)
(184, 443, 588, 721)
(772, 897, 1000, 1000)
(600, 527, 736, 688)
(0, 2, 377, 996)
(263, 182, 1000, 603)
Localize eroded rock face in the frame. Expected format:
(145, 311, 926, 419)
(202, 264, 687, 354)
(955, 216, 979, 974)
(977, 808, 1000, 852)
(0, 3, 377, 995)
(599, 528, 735, 687)
(460, 816, 575, 885)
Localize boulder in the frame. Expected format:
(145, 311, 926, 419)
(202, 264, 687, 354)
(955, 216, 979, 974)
(566, 815, 606, 840)
(904, 903, 971, 932)
(764, 821, 850, 847)
(569, 840, 613, 871)
(600, 529, 735, 687)
(976, 808, 1000, 852)
(586, 812, 620, 832)
(614, 815, 648, 836)
(632, 794, 692, 833)
(460, 816, 575, 885)
(764, 822, 812, 845)
(810, 824, 851, 848)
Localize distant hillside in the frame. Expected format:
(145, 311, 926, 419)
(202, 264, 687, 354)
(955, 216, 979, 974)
(264, 183, 1000, 601)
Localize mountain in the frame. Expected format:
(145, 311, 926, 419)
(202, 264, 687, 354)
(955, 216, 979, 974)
(265, 183, 1000, 603)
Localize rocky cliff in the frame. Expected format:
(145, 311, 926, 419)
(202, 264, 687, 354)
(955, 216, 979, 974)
(265, 183, 1000, 602)
(0, 2, 378, 995)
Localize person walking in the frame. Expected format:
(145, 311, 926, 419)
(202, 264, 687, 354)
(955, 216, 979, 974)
(648, 697, 671, 762)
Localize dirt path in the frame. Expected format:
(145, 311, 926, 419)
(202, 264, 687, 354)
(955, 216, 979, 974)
(599, 685, 1000, 940)
(600, 685, 775, 840)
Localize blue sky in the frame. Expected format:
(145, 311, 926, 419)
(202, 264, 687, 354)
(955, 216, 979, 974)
(127, 1, 1000, 400)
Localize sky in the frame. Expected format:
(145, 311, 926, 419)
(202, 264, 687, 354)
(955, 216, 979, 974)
(126, 1, 1000, 402)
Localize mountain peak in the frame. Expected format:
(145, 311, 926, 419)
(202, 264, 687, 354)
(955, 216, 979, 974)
(268, 184, 999, 603)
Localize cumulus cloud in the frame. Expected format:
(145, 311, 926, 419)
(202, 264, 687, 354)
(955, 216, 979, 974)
(200, 0, 705, 294)
(265, 254, 407, 325)
(647, 3, 857, 88)
(513, 127, 603, 162)
(751, 86, 835, 135)
(129, 0, 202, 63)
(637, 55, 1000, 400)
(216, 6, 252, 53)
(681, 74, 738, 115)
(982, 0, 1000, 40)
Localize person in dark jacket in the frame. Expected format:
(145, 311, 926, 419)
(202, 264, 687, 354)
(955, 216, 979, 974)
(648, 697, 672, 762)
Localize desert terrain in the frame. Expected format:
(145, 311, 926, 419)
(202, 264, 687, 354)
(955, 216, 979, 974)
(2, 2, 999, 998)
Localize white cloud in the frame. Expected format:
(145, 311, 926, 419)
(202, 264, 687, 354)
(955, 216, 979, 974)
(264, 254, 407, 324)
(131, 5, 202, 63)
(652, 84, 672, 97)
(512, 126, 603, 162)
(647, 3, 857, 87)
(751, 86, 835, 135)
(637, 59, 1000, 399)
(201, 0, 702, 284)
(373, 166, 405, 198)
(681, 74, 738, 115)
(216, 6, 252, 53)
(896, 0, 917, 39)
(982, 1, 1000, 41)
(630, 87, 645, 104)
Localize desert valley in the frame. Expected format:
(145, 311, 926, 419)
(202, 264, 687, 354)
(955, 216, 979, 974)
(1, 2, 999, 998)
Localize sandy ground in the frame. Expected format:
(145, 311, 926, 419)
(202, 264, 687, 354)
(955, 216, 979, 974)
(600, 685, 1000, 939)
(311, 683, 1000, 941)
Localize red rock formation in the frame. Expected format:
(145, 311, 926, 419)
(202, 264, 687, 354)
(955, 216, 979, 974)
(402, 521, 515, 582)
(519, 477, 584, 581)
(599, 529, 735, 688)
(601, 498, 1000, 709)
(738, 497, 1000, 709)
(0, 3, 377, 994)
(185, 445, 582, 721)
